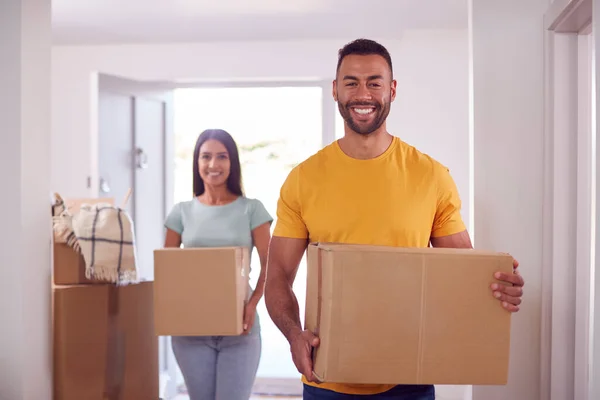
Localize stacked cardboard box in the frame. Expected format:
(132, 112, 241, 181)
(52, 198, 158, 399)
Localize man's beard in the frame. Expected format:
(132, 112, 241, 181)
(338, 99, 391, 136)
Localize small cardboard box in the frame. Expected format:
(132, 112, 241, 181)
(53, 281, 158, 399)
(53, 243, 101, 285)
(305, 243, 513, 385)
(52, 197, 114, 285)
(153, 247, 250, 336)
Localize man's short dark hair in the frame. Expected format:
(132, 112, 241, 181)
(336, 38, 393, 77)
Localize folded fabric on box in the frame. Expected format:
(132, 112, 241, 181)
(52, 194, 139, 284)
(52, 195, 81, 252)
(73, 203, 139, 284)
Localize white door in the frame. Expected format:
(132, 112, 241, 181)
(98, 73, 174, 279)
(97, 73, 176, 398)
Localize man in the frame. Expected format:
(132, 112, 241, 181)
(264, 38, 524, 400)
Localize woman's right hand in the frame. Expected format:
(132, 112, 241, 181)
(289, 330, 321, 382)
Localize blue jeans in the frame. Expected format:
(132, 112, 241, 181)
(171, 314, 261, 400)
(303, 384, 435, 400)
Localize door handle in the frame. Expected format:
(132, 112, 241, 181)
(100, 177, 111, 193)
(136, 147, 148, 169)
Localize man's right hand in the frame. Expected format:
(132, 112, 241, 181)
(290, 330, 321, 382)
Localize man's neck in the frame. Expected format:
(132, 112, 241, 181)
(337, 127, 394, 160)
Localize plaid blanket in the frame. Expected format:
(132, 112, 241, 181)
(52, 198, 81, 252)
(72, 203, 139, 284)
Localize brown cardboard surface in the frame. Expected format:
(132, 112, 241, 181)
(153, 247, 249, 336)
(53, 243, 101, 285)
(53, 282, 158, 400)
(305, 243, 513, 385)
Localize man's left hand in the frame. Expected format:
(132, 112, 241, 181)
(491, 258, 524, 312)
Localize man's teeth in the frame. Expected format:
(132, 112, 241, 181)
(354, 108, 374, 115)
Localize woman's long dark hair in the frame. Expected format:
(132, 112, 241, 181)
(192, 129, 244, 197)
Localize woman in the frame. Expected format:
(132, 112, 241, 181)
(163, 129, 273, 400)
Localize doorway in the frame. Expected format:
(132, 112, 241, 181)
(171, 85, 324, 397)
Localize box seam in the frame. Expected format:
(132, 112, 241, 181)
(417, 254, 427, 383)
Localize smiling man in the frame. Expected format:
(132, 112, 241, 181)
(264, 38, 525, 400)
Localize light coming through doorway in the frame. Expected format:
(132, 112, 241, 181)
(171, 85, 323, 395)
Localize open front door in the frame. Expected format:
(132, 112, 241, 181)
(97, 73, 176, 399)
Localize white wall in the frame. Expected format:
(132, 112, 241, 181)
(471, 0, 547, 399)
(593, 3, 600, 399)
(51, 31, 471, 399)
(0, 0, 52, 399)
(42, 2, 597, 398)
(51, 30, 471, 229)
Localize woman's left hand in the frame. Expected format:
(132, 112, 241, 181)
(243, 301, 257, 335)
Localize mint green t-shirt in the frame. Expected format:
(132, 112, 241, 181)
(164, 196, 273, 267)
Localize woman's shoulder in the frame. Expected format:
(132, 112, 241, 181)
(235, 197, 271, 220)
(239, 197, 273, 228)
(168, 199, 196, 214)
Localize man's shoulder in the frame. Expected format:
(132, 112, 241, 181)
(395, 139, 449, 173)
(289, 141, 337, 176)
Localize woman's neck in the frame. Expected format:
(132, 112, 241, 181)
(198, 187, 238, 205)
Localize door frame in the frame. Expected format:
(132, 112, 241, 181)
(95, 77, 338, 210)
(167, 81, 332, 396)
(543, 1, 594, 399)
(94, 77, 336, 398)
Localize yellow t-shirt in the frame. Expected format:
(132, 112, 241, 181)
(272, 136, 467, 395)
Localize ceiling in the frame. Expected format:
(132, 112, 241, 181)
(52, 0, 468, 45)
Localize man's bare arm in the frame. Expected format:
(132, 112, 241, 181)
(430, 230, 473, 249)
(265, 236, 308, 343)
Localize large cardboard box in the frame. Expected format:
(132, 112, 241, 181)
(305, 243, 513, 385)
(53, 282, 158, 399)
(52, 197, 115, 285)
(154, 247, 249, 336)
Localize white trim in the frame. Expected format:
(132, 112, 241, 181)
(163, 92, 175, 218)
(590, 34, 597, 400)
(467, 0, 475, 245)
(581, 20, 593, 35)
(540, 27, 555, 400)
(545, 0, 593, 32)
(550, 33, 579, 400)
(143, 79, 330, 90)
(322, 84, 336, 146)
(90, 73, 100, 197)
(155, 81, 331, 396)
(591, 2, 600, 398)
(575, 32, 594, 400)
